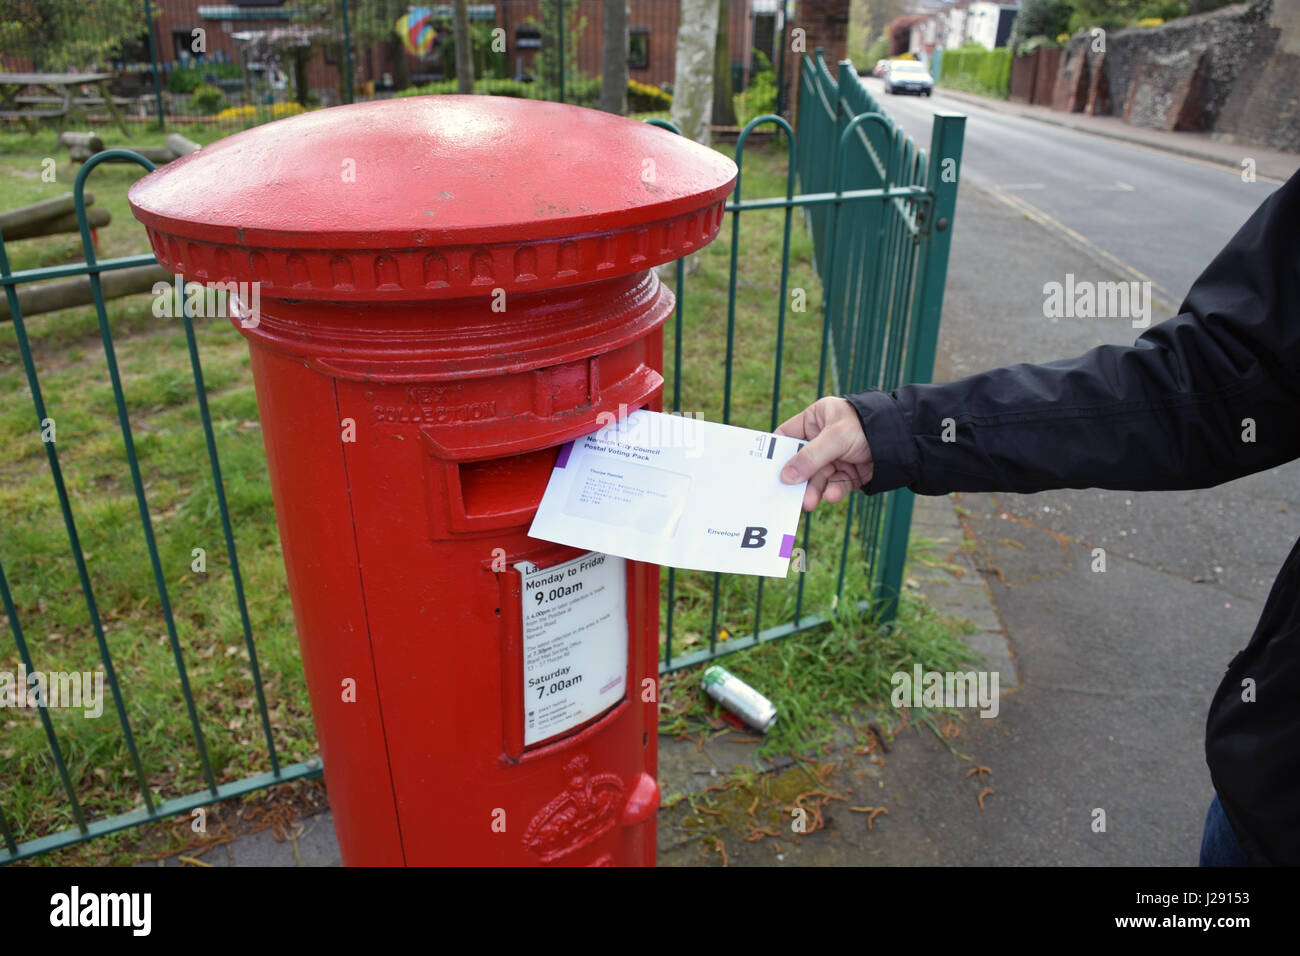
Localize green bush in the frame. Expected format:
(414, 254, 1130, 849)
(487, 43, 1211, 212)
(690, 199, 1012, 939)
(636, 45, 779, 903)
(863, 34, 890, 72)
(396, 77, 547, 100)
(1019, 35, 1062, 55)
(190, 83, 227, 115)
(732, 52, 778, 128)
(395, 73, 602, 107)
(628, 79, 671, 112)
(938, 46, 1011, 99)
(1138, 0, 1188, 19)
(564, 76, 601, 107)
(1007, 0, 1073, 55)
(166, 63, 240, 95)
(440, 21, 510, 82)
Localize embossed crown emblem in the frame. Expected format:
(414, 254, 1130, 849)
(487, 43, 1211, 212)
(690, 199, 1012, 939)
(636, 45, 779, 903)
(522, 755, 624, 863)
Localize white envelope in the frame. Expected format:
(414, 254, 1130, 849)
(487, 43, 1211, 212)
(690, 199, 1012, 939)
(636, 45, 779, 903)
(528, 409, 809, 577)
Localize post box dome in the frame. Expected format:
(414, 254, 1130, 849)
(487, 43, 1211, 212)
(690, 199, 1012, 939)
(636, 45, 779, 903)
(128, 95, 738, 301)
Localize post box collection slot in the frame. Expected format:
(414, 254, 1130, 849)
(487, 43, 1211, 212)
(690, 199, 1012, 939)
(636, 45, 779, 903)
(454, 446, 559, 525)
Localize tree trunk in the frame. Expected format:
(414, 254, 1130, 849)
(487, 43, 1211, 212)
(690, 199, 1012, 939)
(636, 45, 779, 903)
(712, 0, 735, 126)
(165, 133, 201, 157)
(453, 0, 475, 94)
(670, 0, 720, 145)
(293, 47, 310, 105)
(599, 0, 629, 114)
(2, 208, 110, 241)
(0, 193, 93, 232)
(389, 33, 409, 90)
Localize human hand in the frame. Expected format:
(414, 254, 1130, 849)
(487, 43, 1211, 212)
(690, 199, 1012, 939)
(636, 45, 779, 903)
(775, 397, 874, 512)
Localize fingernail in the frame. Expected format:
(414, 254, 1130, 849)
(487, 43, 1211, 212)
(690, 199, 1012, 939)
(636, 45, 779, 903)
(781, 465, 799, 483)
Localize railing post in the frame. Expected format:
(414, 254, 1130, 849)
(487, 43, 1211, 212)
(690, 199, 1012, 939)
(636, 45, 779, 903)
(143, 0, 166, 131)
(557, 0, 566, 103)
(775, 0, 789, 115)
(342, 0, 355, 104)
(874, 111, 966, 624)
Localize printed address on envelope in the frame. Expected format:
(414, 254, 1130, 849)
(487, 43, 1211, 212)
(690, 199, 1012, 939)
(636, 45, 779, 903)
(528, 409, 808, 577)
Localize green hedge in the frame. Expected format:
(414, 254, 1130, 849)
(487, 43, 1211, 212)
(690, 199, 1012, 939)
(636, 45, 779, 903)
(396, 75, 630, 110)
(939, 46, 1011, 99)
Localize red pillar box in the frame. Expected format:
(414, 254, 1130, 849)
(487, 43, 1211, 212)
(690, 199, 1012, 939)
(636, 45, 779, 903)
(128, 97, 736, 865)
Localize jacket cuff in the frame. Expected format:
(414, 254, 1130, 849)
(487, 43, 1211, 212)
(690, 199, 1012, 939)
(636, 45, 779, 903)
(843, 389, 918, 494)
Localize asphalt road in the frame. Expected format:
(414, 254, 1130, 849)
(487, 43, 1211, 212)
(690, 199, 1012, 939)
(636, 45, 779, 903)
(859, 81, 1300, 863)
(866, 77, 1278, 305)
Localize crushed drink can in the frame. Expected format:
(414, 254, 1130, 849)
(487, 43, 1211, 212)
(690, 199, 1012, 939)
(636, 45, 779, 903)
(702, 665, 778, 733)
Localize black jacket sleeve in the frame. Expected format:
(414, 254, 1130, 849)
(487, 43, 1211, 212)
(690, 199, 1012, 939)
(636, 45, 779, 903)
(846, 169, 1300, 496)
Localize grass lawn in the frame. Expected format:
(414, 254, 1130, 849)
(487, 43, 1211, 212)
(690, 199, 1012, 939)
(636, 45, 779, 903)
(0, 117, 976, 865)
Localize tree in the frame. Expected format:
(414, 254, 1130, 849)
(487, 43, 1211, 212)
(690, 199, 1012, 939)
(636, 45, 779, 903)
(0, 0, 152, 70)
(1067, 0, 1145, 33)
(712, 0, 735, 126)
(848, 0, 904, 63)
(286, 0, 410, 100)
(1007, 0, 1074, 54)
(532, 0, 588, 102)
(453, 0, 473, 93)
(599, 0, 629, 114)
(670, 0, 720, 145)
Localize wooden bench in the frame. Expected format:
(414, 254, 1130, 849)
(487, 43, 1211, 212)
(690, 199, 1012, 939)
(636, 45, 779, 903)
(0, 90, 70, 132)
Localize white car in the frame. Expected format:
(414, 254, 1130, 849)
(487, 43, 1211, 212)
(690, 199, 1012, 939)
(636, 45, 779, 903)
(884, 61, 934, 96)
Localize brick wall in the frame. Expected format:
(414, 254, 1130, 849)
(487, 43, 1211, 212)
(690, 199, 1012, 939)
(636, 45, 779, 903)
(1037, 0, 1296, 152)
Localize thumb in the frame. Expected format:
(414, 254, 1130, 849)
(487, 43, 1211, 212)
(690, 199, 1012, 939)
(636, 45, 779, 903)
(780, 425, 848, 484)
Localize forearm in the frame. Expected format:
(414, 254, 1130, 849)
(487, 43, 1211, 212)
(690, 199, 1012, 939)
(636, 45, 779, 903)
(848, 170, 1300, 497)
(848, 329, 1300, 495)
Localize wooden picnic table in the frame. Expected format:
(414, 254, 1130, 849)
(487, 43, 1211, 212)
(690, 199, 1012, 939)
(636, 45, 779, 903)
(0, 72, 131, 138)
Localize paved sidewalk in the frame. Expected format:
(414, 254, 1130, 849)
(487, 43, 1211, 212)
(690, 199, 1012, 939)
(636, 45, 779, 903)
(140, 492, 1008, 866)
(935, 87, 1299, 183)
(134, 810, 340, 867)
(657, 492, 1017, 866)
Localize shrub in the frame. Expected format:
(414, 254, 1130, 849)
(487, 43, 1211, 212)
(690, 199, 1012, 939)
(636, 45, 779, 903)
(396, 78, 531, 98)
(564, 76, 602, 107)
(191, 83, 227, 115)
(167, 63, 241, 95)
(863, 34, 890, 72)
(939, 47, 1011, 99)
(1137, 0, 1187, 20)
(1007, 0, 1073, 55)
(732, 55, 778, 128)
(628, 79, 671, 112)
(1019, 35, 1061, 54)
(213, 101, 308, 124)
(167, 69, 203, 95)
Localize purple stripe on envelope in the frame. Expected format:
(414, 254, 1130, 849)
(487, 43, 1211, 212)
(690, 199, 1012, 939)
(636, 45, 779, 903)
(555, 441, 574, 469)
(779, 534, 795, 558)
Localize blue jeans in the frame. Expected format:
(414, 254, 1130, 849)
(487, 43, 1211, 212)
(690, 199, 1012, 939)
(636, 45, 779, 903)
(1199, 793, 1253, 867)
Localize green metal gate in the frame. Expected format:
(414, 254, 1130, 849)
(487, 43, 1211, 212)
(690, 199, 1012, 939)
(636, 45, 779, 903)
(656, 53, 964, 672)
(0, 50, 962, 862)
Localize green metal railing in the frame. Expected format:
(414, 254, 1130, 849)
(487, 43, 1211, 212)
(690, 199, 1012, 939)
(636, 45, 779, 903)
(0, 151, 321, 864)
(0, 51, 961, 861)
(656, 52, 964, 673)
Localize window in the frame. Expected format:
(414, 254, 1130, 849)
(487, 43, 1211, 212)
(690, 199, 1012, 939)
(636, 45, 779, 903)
(171, 28, 197, 61)
(629, 28, 649, 71)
